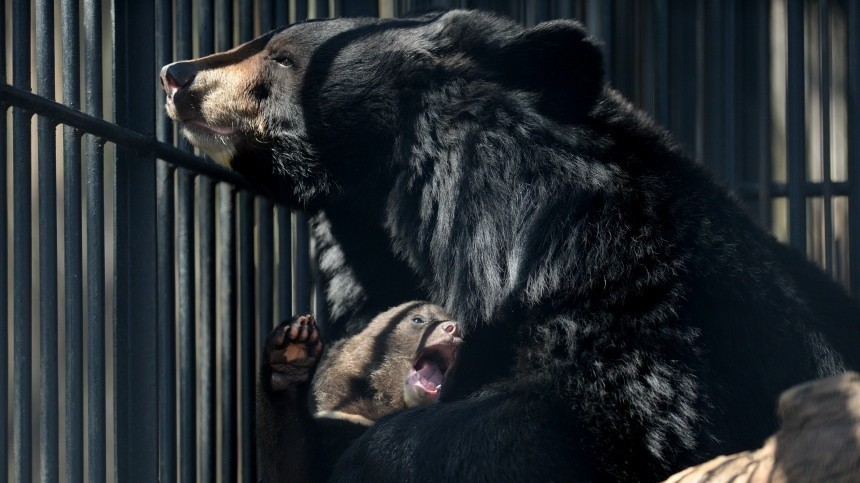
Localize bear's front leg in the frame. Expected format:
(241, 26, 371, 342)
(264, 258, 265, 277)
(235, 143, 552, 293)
(257, 314, 324, 483)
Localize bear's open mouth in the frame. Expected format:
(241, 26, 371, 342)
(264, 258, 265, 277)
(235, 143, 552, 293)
(406, 343, 458, 402)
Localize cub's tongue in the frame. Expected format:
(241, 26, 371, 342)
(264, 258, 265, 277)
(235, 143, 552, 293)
(407, 359, 444, 398)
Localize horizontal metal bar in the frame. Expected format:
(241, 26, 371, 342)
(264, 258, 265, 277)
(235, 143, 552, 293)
(0, 83, 268, 194)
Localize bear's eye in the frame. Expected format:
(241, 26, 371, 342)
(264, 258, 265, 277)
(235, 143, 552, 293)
(271, 55, 294, 68)
(411, 316, 425, 325)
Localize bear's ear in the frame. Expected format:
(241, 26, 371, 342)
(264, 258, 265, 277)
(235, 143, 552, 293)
(497, 20, 604, 123)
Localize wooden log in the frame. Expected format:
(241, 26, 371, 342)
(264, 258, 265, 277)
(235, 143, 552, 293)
(664, 371, 860, 483)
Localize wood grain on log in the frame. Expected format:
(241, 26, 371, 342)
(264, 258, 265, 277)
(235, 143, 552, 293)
(664, 372, 860, 483)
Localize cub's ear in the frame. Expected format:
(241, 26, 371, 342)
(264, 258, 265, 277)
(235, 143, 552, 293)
(500, 20, 604, 123)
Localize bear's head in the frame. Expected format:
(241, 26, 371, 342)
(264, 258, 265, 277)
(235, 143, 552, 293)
(312, 301, 463, 424)
(161, 10, 603, 206)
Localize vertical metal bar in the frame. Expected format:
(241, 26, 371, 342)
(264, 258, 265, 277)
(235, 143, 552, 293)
(293, 212, 312, 313)
(113, 1, 158, 480)
(260, 0, 274, 32)
(291, 0, 306, 23)
(198, 178, 216, 483)
(820, 0, 834, 273)
(198, 3, 216, 482)
(240, 0, 254, 42)
(703, 0, 725, 176)
(277, 207, 292, 323)
(36, 0, 59, 481)
(314, 0, 329, 18)
(216, 0, 234, 50)
(11, 0, 33, 480)
(275, 0, 288, 26)
(155, 0, 176, 480)
(177, 0, 193, 153)
(177, 169, 197, 483)
(787, 0, 808, 252)
(61, 0, 84, 481)
(156, 161, 176, 483)
(850, 0, 860, 297)
(724, 0, 737, 189)
(653, 0, 669, 127)
(668, 0, 698, 157)
(238, 191, 256, 483)
(84, 0, 107, 481)
(218, 184, 237, 482)
(259, 199, 275, 345)
(156, 0, 174, 144)
(201, 0, 215, 55)
(756, 0, 773, 228)
(0, 10, 7, 482)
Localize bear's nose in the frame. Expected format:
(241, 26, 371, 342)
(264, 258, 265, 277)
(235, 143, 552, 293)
(441, 322, 460, 338)
(160, 61, 198, 98)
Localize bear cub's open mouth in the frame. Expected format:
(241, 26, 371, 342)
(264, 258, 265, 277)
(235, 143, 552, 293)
(405, 343, 459, 403)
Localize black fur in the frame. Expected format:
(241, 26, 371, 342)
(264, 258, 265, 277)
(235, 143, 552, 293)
(169, 10, 860, 481)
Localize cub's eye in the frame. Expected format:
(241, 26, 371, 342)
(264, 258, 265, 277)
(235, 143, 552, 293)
(411, 316, 425, 325)
(272, 55, 294, 68)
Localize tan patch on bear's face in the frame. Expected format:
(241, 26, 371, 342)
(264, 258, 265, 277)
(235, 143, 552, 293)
(163, 37, 273, 167)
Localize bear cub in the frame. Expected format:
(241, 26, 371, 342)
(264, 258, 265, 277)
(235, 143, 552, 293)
(257, 301, 462, 482)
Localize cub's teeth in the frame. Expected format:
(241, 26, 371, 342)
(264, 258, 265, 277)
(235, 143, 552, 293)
(436, 384, 442, 390)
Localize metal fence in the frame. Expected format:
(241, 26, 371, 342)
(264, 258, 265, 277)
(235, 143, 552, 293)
(2, 0, 858, 482)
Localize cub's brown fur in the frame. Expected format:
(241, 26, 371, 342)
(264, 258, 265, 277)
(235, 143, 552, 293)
(258, 301, 462, 482)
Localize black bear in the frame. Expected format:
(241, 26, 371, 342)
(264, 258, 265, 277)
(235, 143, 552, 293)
(162, 9, 860, 481)
(258, 302, 461, 482)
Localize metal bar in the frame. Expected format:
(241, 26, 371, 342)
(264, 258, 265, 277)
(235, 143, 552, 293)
(724, 0, 737, 190)
(850, 0, 860, 297)
(36, 0, 59, 480)
(178, 169, 197, 483)
(177, 0, 193, 152)
(84, 0, 107, 480)
(216, 0, 234, 50)
(198, 4, 217, 482)
(238, 191, 256, 483)
(113, 0, 159, 480)
(240, 0, 253, 42)
(653, 0, 669, 127)
(261, 0, 274, 32)
(156, 0, 174, 144)
(275, 0, 290, 28)
(314, 0, 329, 17)
(755, 0, 772, 228)
(0, 85, 265, 191)
(787, 0, 807, 252)
(197, 177, 217, 483)
(12, 0, 33, 480)
(218, 183, 238, 482)
(155, 0, 177, 479)
(259, 199, 275, 346)
(60, 0, 84, 480)
(820, 0, 834, 273)
(668, 0, 698, 159)
(201, 0, 215, 56)
(277, 206, 292, 323)
(0, 12, 7, 482)
(156, 160, 176, 483)
(294, 211, 312, 313)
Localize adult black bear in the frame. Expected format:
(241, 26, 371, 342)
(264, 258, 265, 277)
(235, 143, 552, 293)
(162, 9, 860, 481)
(258, 302, 461, 482)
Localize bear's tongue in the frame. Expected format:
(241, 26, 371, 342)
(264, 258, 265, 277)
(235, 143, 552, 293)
(408, 358, 444, 398)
